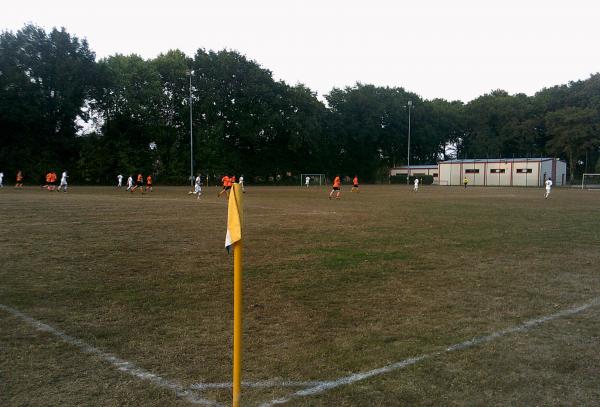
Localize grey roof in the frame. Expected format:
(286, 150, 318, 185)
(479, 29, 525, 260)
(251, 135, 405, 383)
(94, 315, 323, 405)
(440, 158, 556, 163)
(393, 164, 438, 169)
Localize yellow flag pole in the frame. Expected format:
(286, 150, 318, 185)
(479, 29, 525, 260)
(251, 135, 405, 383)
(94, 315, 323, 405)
(232, 240, 243, 407)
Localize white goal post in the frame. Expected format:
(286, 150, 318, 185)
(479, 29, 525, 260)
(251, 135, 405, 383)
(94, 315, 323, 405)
(581, 173, 600, 189)
(301, 173, 325, 186)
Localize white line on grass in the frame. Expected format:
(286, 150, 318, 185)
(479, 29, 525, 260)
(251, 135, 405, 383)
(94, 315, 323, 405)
(0, 303, 222, 407)
(259, 297, 600, 406)
(2, 218, 186, 227)
(191, 380, 324, 390)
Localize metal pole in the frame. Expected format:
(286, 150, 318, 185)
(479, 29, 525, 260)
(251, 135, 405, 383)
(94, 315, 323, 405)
(189, 70, 194, 187)
(407, 100, 412, 185)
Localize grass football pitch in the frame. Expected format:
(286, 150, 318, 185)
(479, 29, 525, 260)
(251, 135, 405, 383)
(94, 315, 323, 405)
(1, 185, 599, 406)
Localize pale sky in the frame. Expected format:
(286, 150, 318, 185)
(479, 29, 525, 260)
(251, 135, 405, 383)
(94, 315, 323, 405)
(2, 0, 600, 102)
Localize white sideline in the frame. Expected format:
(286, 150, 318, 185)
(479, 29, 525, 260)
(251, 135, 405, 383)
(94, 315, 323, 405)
(0, 303, 222, 407)
(259, 297, 600, 406)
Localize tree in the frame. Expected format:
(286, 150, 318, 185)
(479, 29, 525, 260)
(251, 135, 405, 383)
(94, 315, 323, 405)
(545, 107, 599, 182)
(0, 24, 96, 181)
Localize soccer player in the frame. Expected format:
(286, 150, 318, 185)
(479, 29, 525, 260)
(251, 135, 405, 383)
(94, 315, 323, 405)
(193, 174, 202, 199)
(239, 175, 245, 192)
(57, 171, 68, 192)
(414, 177, 419, 192)
(305, 176, 310, 188)
(50, 172, 58, 191)
(15, 170, 23, 188)
(329, 175, 341, 199)
(131, 173, 144, 193)
(545, 177, 553, 199)
(126, 175, 133, 191)
(117, 174, 123, 188)
(463, 177, 468, 189)
(218, 174, 231, 198)
(351, 176, 359, 192)
(146, 175, 153, 192)
(43, 172, 51, 190)
(0, 171, 3, 188)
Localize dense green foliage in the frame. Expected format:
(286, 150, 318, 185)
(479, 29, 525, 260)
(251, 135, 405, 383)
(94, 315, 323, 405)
(1, 25, 599, 184)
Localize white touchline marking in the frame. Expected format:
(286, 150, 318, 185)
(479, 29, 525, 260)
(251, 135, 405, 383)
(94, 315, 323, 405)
(1, 218, 192, 227)
(0, 304, 223, 407)
(259, 297, 600, 406)
(190, 380, 325, 390)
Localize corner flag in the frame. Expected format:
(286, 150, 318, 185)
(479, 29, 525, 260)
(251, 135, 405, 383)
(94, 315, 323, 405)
(225, 184, 243, 252)
(224, 183, 244, 407)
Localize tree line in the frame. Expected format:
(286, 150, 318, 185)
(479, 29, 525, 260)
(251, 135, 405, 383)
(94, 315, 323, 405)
(1, 24, 599, 184)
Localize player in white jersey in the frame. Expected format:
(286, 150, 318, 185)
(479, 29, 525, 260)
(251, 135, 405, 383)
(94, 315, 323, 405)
(414, 178, 419, 192)
(544, 178, 553, 199)
(126, 175, 133, 191)
(239, 175, 245, 192)
(0, 171, 4, 187)
(57, 171, 68, 192)
(194, 174, 202, 198)
(117, 174, 123, 188)
(305, 176, 310, 188)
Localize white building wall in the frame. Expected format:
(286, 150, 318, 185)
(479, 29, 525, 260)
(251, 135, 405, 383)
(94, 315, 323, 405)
(540, 160, 553, 185)
(462, 162, 486, 185)
(556, 160, 567, 185)
(511, 160, 541, 187)
(486, 161, 512, 186)
(438, 158, 567, 187)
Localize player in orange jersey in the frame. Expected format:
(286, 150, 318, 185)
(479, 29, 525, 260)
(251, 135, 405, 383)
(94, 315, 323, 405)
(131, 173, 144, 193)
(351, 175, 359, 192)
(43, 172, 52, 190)
(329, 175, 341, 199)
(218, 174, 231, 198)
(15, 170, 24, 188)
(50, 172, 58, 191)
(145, 175, 153, 192)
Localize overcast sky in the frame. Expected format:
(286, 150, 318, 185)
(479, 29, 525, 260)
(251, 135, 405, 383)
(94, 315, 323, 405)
(2, 0, 599, 102)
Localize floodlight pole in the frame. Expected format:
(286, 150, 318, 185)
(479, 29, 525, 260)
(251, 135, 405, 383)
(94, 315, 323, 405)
(407, 100, 412, 185)
(188, 70, 194, 188)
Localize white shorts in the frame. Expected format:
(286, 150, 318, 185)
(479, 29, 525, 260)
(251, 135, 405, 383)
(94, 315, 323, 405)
(195, 185, 202, 193)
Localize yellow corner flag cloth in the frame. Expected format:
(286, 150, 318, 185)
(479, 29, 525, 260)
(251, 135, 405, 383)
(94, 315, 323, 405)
(225, 183, 243, 252)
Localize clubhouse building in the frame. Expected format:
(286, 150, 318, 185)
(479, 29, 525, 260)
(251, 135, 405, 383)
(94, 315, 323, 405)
(390, 158, 567, 187)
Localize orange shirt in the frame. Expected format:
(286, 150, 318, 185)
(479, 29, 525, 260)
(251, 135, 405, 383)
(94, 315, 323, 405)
(353, 177, 358, 185)
(51, 172, 57, 182)
(137, 174, 143, 183)
(46, 173, 52, 183)
(333, 176, 341, 188)
(16, 172, 23, 182)
(222, 176, 230, 187)
(146, 176, 152, 185)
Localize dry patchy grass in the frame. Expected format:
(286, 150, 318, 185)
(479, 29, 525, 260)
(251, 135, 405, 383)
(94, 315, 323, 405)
(1, 185, 599, 406)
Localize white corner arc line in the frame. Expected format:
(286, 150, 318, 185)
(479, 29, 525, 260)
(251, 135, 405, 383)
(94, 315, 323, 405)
(259, 297, 600, 406)
(190, 380, 325, 390)
(0, 304, 223, 407)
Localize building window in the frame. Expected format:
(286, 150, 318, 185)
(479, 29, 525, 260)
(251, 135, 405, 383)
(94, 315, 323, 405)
(490, 169, 506, 174)
(516, 168, 533, 173)
(465, 169, 479, 174)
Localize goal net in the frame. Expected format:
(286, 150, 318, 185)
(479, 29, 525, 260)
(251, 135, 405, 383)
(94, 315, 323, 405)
(301, 173, 325, 186)
(581, 173, 600, 189)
